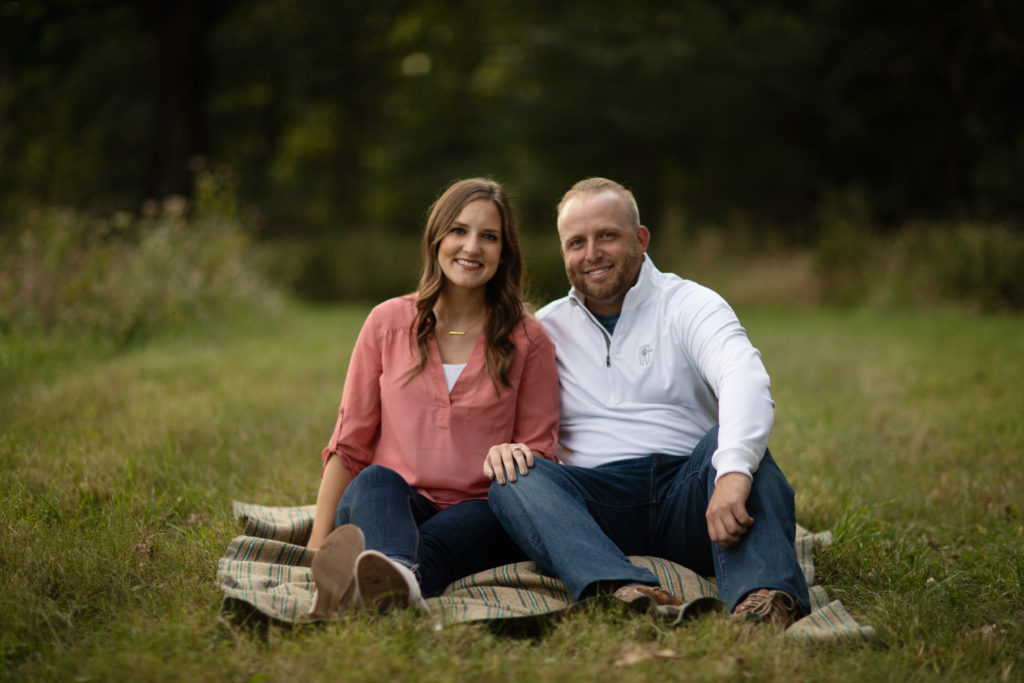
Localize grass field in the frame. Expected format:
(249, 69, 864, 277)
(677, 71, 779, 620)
(1, 303, 1022, 681)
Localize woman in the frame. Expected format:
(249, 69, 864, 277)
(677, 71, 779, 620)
(306, 178, 559, 617)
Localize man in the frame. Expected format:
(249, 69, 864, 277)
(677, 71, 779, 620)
(483, 177, 810, 626)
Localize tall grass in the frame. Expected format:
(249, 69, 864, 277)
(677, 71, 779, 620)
(646, 221, 1024, 314)
(1, 303, 1021, 681)
(0, 197, 281, 350)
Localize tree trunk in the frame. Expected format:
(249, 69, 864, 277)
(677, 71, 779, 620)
(143, 0, 221, 202)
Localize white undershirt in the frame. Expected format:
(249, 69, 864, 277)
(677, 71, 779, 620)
(442, 363, 466, 392)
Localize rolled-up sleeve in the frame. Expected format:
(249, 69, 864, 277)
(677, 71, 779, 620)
(321, 310, 384, 475)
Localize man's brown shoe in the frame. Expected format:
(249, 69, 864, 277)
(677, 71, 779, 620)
(731, 589, 798, 627)
(613, 584, 684, 612)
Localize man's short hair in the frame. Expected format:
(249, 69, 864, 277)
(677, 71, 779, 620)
(556, 178, 640, 229)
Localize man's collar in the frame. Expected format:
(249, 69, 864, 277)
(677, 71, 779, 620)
(621, 254, 655, 311)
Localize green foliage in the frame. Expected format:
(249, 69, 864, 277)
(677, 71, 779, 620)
(812, 190, 877, 306)
(255, 214, 1024, 310)
(0, 200, 282, 347)
(272, 229, 566, 307)
(0, 1, 153, 210)
(288, 234, 421, 302)
(812, 219, 1024, 312)
(3, 1, 1022, 240)
(919, 224, 1024, 310)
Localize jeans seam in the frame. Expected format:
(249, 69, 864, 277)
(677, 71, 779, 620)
(713, 543, 728, 608)
(648, 457, 658, 551)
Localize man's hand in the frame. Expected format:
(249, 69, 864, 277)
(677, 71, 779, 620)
(705, 472, 754, 548)
(483, 443, 535, 485)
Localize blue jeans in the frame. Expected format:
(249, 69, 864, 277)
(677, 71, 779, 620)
(334, 465, 526, 597)
(487, 427, 810, 613)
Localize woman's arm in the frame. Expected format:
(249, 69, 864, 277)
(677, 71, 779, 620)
(307, 454, 354, 549)
(510, 320, 560, 456)
(308, 304, 389, 548)
(485, 320, 560, 483)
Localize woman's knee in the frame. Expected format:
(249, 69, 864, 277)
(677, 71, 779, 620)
(337, 465, 408, 516)
(347, 464, 405, 492)
(359, 463, 401, 480)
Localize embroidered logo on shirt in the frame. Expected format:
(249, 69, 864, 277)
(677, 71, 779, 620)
(638, 344, 653, 367)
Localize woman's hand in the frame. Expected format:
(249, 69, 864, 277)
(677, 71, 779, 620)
(483, 443, 535, 485)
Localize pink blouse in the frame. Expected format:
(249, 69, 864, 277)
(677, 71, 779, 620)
(322, 296, 559, 509)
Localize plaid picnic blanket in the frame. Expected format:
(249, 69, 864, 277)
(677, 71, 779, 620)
(217, 501, 876, 643)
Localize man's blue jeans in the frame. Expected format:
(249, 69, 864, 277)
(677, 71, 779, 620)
(487, 427, 810, 613)
(334, 465, 526, 597)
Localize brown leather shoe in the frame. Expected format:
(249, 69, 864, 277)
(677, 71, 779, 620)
(731, 589, 798, 627)
(613, 584, 684, 612)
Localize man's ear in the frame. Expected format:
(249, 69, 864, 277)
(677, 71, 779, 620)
(637, 225, 651, 252)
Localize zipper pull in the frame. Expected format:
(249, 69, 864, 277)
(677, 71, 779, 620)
(606, 353, 611, 367)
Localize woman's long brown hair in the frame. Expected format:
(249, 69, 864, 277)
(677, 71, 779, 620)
(406, 178, 523, 392)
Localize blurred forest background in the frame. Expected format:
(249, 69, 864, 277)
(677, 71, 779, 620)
(2, 0, 1023, 344)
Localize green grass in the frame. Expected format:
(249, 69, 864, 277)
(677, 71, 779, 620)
(2, 303, 1022, 681)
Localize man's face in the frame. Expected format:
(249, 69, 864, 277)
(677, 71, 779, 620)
(557, 191, 650, 316)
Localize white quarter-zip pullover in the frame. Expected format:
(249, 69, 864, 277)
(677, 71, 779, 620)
(536, 256, 774, 480)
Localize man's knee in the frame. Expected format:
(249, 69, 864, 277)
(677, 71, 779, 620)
(691, 426, 720, 465)
(751, 454, 796, 501)
(487, 475, 523, 508)
(487, 459, 556, 509)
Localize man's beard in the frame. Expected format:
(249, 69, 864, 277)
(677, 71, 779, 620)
(566, 245, 644, 308)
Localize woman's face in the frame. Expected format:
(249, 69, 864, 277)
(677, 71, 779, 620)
(437, 198, 503, 292)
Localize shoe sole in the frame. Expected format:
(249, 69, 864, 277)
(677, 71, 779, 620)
(310, 524, 364, 618)
(612, 585, 683, 614)
(357, 551, 411, 612)
(619, 595, 657, 614)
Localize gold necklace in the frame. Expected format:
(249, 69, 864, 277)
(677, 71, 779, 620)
(439, 312, 485, 336)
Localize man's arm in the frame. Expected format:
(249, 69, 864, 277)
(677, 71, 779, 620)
(678, 289, 774, 546)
